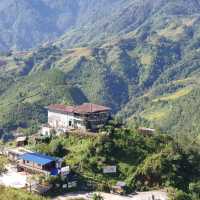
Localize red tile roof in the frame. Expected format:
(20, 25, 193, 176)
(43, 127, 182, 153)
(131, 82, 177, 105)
(48, 104, 75, 113)
(74, 103, 110, 113)
(48, 103, 110, 114)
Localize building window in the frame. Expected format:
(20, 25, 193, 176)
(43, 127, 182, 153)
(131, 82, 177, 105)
(69, 121, 72, 126)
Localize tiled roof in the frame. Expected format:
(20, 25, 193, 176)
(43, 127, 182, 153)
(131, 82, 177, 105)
(74, 103, 110, 113)
(48, 104, 75, 113)
(16, 136, 27, 142)
(48, 103, 110, 114)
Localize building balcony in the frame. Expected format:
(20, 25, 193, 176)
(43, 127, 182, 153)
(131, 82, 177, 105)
(17, 163, 51, 176)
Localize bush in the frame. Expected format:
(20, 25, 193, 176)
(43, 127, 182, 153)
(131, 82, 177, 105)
(189, 181, 200, 199)
(168, 188, 191, 200)
(0, 186, 47, 200)
(92, 193, 104, 200)
(0, 156, 8, 174)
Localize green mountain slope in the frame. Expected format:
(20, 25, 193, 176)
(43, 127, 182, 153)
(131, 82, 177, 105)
(0, 0, 199, 51)
(0, 69, 87, 130)
(0, 0, 158, 51)
(1, 0, 200, 134)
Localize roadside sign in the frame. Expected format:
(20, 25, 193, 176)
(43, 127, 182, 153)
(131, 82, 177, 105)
(61, 166, 70, 176)
(68, 181, 77, 188)
(103, 166, 117, 174)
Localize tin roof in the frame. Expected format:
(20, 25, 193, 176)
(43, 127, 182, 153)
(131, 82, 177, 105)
(7, 147, 32, 155)
(116, 181, 126, 187)
(20, 152, 58, 165)
(16, 136, 27, 142)
(138, 127, 155, 132)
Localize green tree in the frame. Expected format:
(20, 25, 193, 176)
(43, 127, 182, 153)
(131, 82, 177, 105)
(189, 181, 200, 199)
(0, 156, 7, 174)
(92, 193, 104, 200)
(169, 189, 191, 200)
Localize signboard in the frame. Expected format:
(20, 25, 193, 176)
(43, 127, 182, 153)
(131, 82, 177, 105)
(61, 166, 70, 176)
(56, 159, 63, 168)
(103, 166, 117, 174)
(68, 181, 77, 188)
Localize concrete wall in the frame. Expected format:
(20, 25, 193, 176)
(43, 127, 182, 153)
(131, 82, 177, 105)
(48, 110, 110, 132)
(41, 126, 52, 137)
(48, 111, 85, 131)
(48, 111, 74, 128)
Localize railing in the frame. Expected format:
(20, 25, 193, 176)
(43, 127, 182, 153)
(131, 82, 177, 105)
(17, 163, 50, 176)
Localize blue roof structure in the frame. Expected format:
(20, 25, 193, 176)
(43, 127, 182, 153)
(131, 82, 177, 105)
(20, 152, 58, 165)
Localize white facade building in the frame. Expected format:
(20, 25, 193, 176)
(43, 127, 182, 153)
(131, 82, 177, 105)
(40, 126, 53, 137)
(47, 103, 111, 132)
(48, 111, 85, 131)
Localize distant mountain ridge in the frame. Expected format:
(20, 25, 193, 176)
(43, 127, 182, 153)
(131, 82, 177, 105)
(0, 0, 199, 51)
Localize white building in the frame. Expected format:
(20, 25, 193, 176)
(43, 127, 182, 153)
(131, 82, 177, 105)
(40, 126, 53, 137)
(47, 103, 111, 132)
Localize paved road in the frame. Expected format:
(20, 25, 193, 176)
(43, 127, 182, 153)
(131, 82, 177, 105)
(54, 190, 168, 200)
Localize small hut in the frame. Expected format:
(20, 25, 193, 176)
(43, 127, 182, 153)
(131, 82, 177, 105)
(16, 136, 28, 147)
(138, 127, 155, 136)
(111, 181, 127, 195)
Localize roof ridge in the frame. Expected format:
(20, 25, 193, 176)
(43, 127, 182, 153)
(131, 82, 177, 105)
(48, 102, 110, 114)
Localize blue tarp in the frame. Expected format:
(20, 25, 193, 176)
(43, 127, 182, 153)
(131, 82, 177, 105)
(51, 168, 59, 176)
(20, 152, 58, 165)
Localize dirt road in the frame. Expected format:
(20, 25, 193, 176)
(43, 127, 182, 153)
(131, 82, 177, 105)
(54, 190, 168, 200)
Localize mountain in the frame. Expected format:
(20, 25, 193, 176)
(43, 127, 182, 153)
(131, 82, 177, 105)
(1, 0, 200, 134)
(1, 0, 199, 51)
(0, 0, 158, 51)
(0, 0, 78, 51)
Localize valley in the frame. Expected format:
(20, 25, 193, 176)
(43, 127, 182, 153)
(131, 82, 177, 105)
(0, 1, 200, 200)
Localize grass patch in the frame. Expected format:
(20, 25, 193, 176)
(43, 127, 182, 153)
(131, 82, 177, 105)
(152, 87, 192, 102)
(59, 135, 95, 167)
(140, 53, 153, 65)
(157, 17, 196, 41)
(0, 186, 47, 200)
(141, 107, 170, 121)
(158, 25, 184, 40)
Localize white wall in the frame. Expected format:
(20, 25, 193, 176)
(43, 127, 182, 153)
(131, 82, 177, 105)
(41, 127, 52, 137)
(48, 111, 85, 130)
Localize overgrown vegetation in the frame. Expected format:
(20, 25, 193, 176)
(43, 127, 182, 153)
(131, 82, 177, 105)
(0, 156, 7, 174)
(30, 123, 200, 198)
(1, 1, 200, 200)
(0, 186, 47, 200)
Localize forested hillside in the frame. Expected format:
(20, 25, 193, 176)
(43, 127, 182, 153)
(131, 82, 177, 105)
(0, 0, 164, 51)
(30, 124, 200, 199)
(1, 0, 200, 134)
(1, 0, 200, 51)
(1, 1, 200, 199)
